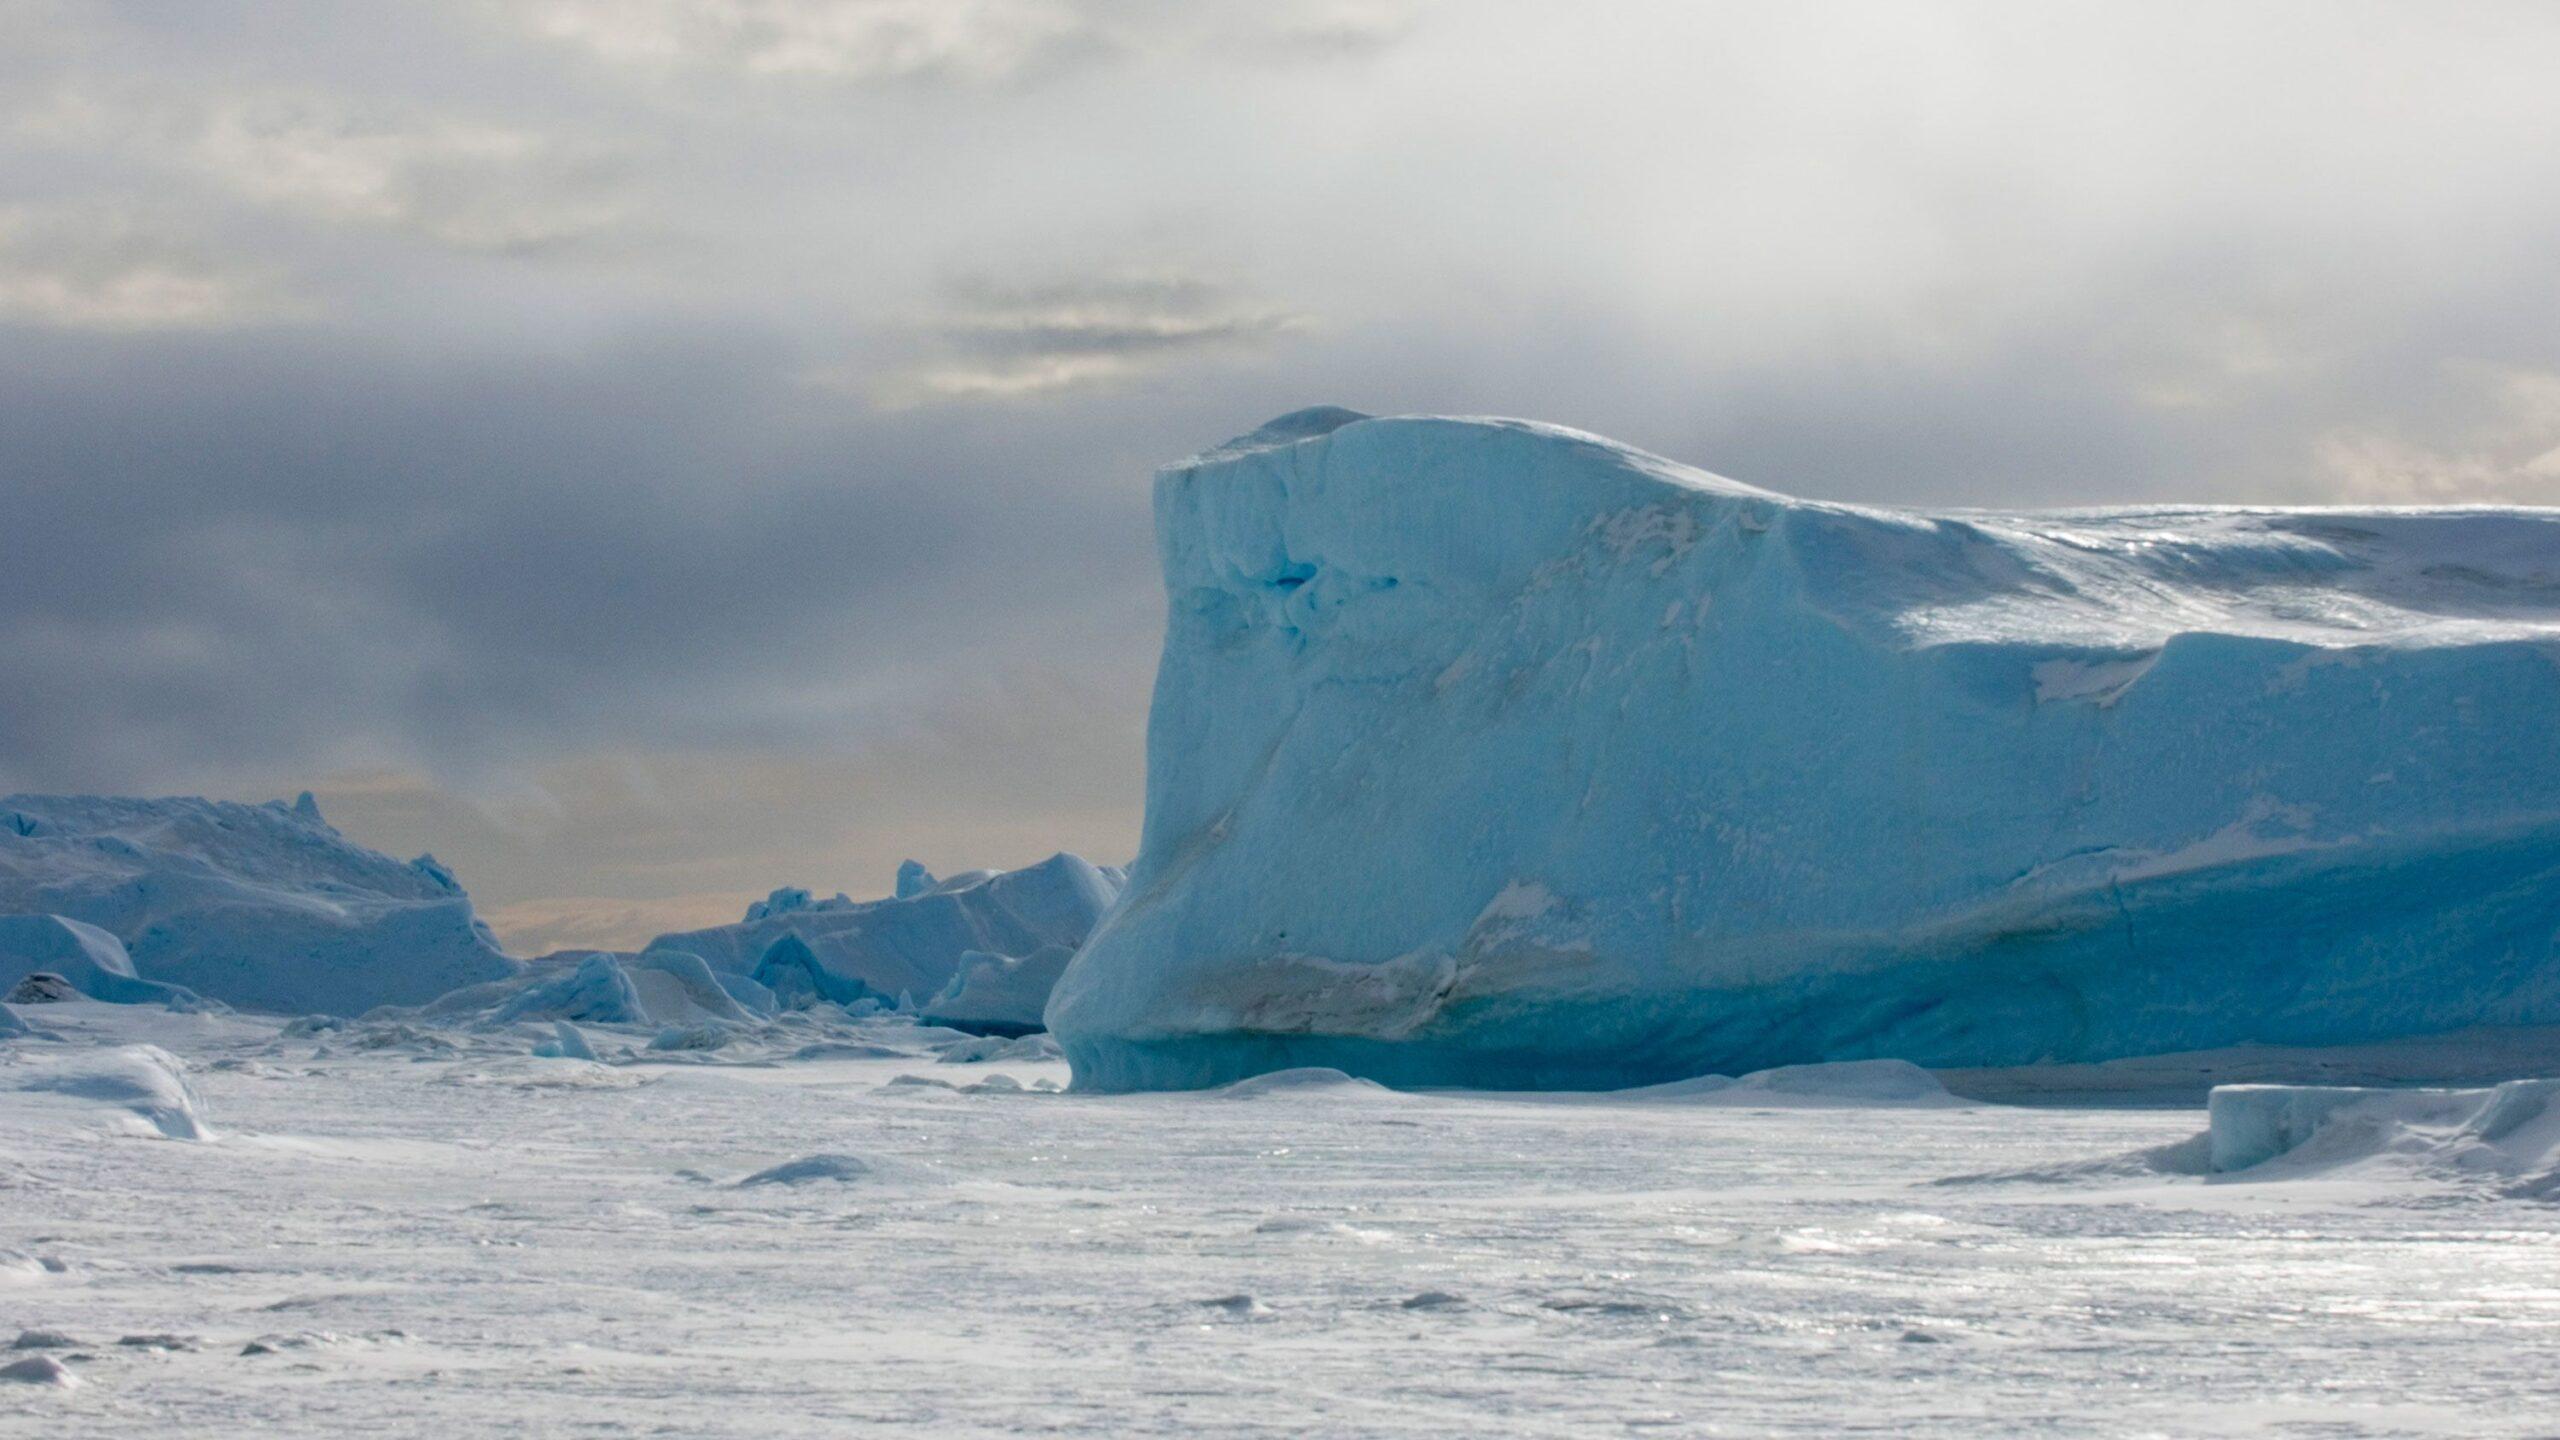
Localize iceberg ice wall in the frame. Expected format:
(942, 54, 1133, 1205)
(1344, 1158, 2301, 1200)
(0, 793, 519, 1014)
(1047, 409, 2560, 1091)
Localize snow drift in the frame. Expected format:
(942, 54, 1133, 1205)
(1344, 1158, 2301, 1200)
(646, 855, 1123, 1014)
(0, 794, 518, 1014)
(1049, 409, 2560, 1091)
(2, 1043, 215, 1140)
(2207, 1080, 2560, 1194)
(0, 914, 206, 1008)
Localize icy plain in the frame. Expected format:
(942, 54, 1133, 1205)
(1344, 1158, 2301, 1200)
(9, 1003, 2560, 1438)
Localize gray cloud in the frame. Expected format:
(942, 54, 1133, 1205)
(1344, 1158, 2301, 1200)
(11, 82, 633, 258)
(873, 271, 1307, 402)
(0, 200, 290, 329)
(507, 0, 1113, 88)
(6, 1, 2560, 941)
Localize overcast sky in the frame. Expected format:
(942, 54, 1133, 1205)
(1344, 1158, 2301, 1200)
(6, 1, 2559, 951)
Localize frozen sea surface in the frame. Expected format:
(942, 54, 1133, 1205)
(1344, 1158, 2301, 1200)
(6, 1006, 2560, 1438)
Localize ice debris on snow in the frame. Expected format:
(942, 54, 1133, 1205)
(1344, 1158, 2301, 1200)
(2205, 1079, 2560, 1196)
(1050, 410, 2560, 1091)
(0, 793, 519, 1014)
(533, 1020, 598, 1060)
(648, 854, 1123, 1016)
(647, 1023, 736, 1052)
(737, 1153, 873, 1186)
(0, 1354, 78, 1388)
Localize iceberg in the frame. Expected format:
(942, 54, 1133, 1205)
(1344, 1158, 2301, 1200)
(646, 854, 1125, 1012)
(1048, 409, 2560, 1091)
(0, 794, 519, 1014)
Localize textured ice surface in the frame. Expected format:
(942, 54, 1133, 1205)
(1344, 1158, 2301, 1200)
(0, 794, 518, 1014)
(650, 853, 1124, 1011)
(1052, 410, 2560, 1090)
(7, 1004, 2560, 1438)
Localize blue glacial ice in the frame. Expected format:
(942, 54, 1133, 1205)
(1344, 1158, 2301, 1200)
(1047, 409, 2560, 1091)
(0, 793, 519, 1015)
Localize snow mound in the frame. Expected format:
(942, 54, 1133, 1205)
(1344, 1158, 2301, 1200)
(737, 1153, 873, 1186)
(0, 913, 207, 1008)
(1050, 411, 2560, 1091)
(1616, 1059, 1962, 1107)
(4, 974, 75, 1005)
(0, 1354, 78, 1388)
(0, 793, 519, 1014)
(646, 1022, 737, 1052)
(922, 944, 1074, 1037)
(649, 853, 1124, 1012)
(1215, 1067, 1396, 1100)
(2206, 1080, 2560, 1196)
(3, 1043, 215, 1140)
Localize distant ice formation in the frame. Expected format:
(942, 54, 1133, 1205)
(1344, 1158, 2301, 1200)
(1049, 409, 2560, 1090)
(922, 944, 1076, 1037)
(0, 794, 519, 1014)
(491, 951, 768, 1031)
(647, 854, 1124, 1020)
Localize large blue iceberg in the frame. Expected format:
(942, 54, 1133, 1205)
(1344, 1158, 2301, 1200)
(1047, 409, 2560, 1091)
